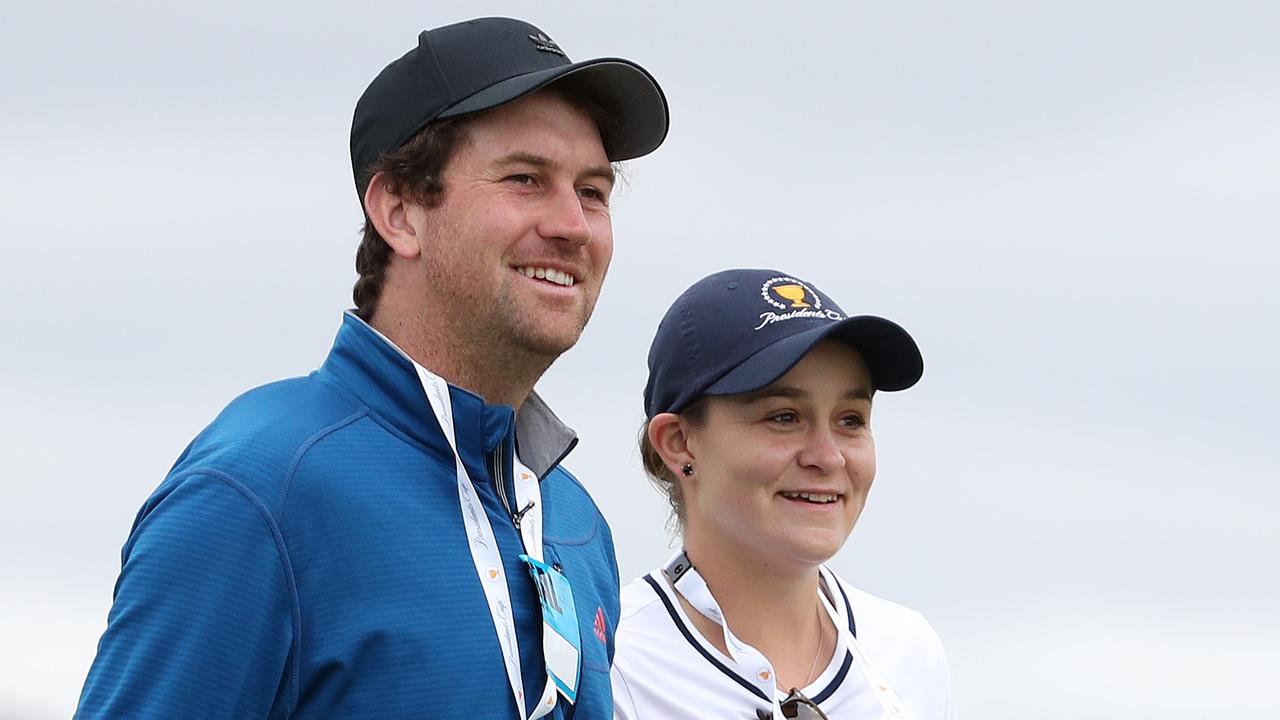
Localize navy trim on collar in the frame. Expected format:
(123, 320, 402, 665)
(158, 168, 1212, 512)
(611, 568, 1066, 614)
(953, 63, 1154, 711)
(809, 651, 853, 704)
(642, 574, 770, 702)
(798, 567, 859, 703)
(643, 565, 862, 709)
(833, 576, 858, 638)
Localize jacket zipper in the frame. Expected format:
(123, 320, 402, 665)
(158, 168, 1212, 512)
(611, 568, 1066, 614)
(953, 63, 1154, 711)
(491, 440, 572, 718)
(489, 443, 519, 527)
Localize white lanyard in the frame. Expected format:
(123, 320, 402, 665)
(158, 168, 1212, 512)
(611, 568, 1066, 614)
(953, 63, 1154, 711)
(818, 567, 912, 719)
(414, 363, 557, 720)
(671, 555, 911, 719)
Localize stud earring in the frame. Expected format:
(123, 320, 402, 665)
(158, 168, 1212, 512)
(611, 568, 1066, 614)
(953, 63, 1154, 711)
(681, 464, 694, 477)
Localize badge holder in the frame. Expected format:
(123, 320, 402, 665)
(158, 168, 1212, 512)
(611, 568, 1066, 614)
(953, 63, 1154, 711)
(520, 554, 582, 703)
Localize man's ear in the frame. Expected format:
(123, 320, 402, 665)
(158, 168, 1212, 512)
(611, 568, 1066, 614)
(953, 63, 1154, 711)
(364, 172, 422, 260)
(648, 413, 696, 477)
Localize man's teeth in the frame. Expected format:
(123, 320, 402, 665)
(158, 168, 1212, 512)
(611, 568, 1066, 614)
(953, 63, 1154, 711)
(517, 266, 575, 287)
(781, 491, 839, 504)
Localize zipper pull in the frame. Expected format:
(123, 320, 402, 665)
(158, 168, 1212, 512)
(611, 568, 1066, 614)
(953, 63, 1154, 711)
(512, 500, 535, 529)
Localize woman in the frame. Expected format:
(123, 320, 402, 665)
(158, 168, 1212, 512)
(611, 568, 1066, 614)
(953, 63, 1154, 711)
(611, 269, 955, 719)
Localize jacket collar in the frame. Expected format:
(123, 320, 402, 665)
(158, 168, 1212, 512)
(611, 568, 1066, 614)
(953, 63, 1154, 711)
(318, 312, 577, 478)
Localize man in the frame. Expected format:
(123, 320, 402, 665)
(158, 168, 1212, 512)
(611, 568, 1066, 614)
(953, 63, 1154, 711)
(75, 17, 668, 719)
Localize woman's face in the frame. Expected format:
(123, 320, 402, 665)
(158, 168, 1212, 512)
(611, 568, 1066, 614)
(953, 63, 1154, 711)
(681, 340, 877, 570)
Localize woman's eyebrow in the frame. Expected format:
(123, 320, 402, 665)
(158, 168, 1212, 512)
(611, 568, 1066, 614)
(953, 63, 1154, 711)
(735, 386, 807, 404)
(735, 385, 872, 404)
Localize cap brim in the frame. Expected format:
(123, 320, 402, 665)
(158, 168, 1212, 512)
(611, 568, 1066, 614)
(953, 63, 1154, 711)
(438, 58, 669, 161)
(704, 316, 924, 398)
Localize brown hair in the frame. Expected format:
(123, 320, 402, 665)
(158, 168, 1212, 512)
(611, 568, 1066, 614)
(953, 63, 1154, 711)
(638, 400, 708, 530)
(352, 118, 470, 321)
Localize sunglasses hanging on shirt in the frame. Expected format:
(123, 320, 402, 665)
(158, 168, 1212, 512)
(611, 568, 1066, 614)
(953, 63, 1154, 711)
(755, 688, 832, 720)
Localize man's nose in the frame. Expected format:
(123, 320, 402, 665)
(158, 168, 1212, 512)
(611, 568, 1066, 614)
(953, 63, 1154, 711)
(537, 185, 593, 246)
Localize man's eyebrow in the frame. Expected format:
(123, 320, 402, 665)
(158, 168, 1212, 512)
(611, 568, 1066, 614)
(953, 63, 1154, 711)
(494, 151, 551, 169)
(583, 163, 616, 186)
(494, 152, 615, 185)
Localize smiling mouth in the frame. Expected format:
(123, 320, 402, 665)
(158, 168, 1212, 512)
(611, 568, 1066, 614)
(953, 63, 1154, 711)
(515, 265, 576, 287)
(779, 491, 840, 505)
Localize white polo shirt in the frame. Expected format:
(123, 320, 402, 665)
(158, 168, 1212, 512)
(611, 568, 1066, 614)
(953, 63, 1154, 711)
(611, 555, 955, 719)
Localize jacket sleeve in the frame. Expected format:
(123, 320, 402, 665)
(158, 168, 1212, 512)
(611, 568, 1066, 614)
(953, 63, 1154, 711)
(75, 472, 296, 719)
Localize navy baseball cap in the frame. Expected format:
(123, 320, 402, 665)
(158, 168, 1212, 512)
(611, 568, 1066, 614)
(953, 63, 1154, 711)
(643, 269, 924, 417)
(351, 17, 669, 198)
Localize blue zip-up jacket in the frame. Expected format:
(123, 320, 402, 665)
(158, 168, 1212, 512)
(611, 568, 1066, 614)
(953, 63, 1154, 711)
(76, 313, 620, 718)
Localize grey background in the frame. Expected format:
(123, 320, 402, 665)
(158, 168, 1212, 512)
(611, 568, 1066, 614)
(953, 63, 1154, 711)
(3, 1, 1277, 717)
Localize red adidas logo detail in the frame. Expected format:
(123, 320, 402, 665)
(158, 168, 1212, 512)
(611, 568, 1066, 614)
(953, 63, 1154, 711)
(593, 606, 607, 644)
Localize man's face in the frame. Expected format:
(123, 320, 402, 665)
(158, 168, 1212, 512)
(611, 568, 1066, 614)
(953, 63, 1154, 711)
(406, 90, 615, 360)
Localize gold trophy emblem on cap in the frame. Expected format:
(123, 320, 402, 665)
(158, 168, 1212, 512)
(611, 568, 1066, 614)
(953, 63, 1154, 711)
(772, 284, 811, 308)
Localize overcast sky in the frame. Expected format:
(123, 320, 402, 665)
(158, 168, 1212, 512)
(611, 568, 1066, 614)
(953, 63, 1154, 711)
(3, 1, 1278, 717)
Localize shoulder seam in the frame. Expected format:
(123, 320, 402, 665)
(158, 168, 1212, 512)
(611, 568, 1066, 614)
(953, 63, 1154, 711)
(315, 373, 445, 456)
(167, 469, 304, 715)
(277, 408, 370, 524)
(547, 464, 597, 506)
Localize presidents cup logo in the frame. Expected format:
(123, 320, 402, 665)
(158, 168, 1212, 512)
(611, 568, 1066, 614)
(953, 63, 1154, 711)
(762, 276, 821, 311)
(755, 276, 844, 330)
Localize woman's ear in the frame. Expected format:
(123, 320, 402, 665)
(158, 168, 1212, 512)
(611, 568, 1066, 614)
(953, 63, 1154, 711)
(648, 412, 695, 478)
(364, 172, 422, 260)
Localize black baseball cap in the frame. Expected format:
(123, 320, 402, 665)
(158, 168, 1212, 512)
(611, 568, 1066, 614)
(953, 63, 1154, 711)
(643, 269, 924, 417)
(350, 17, 669, 199)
